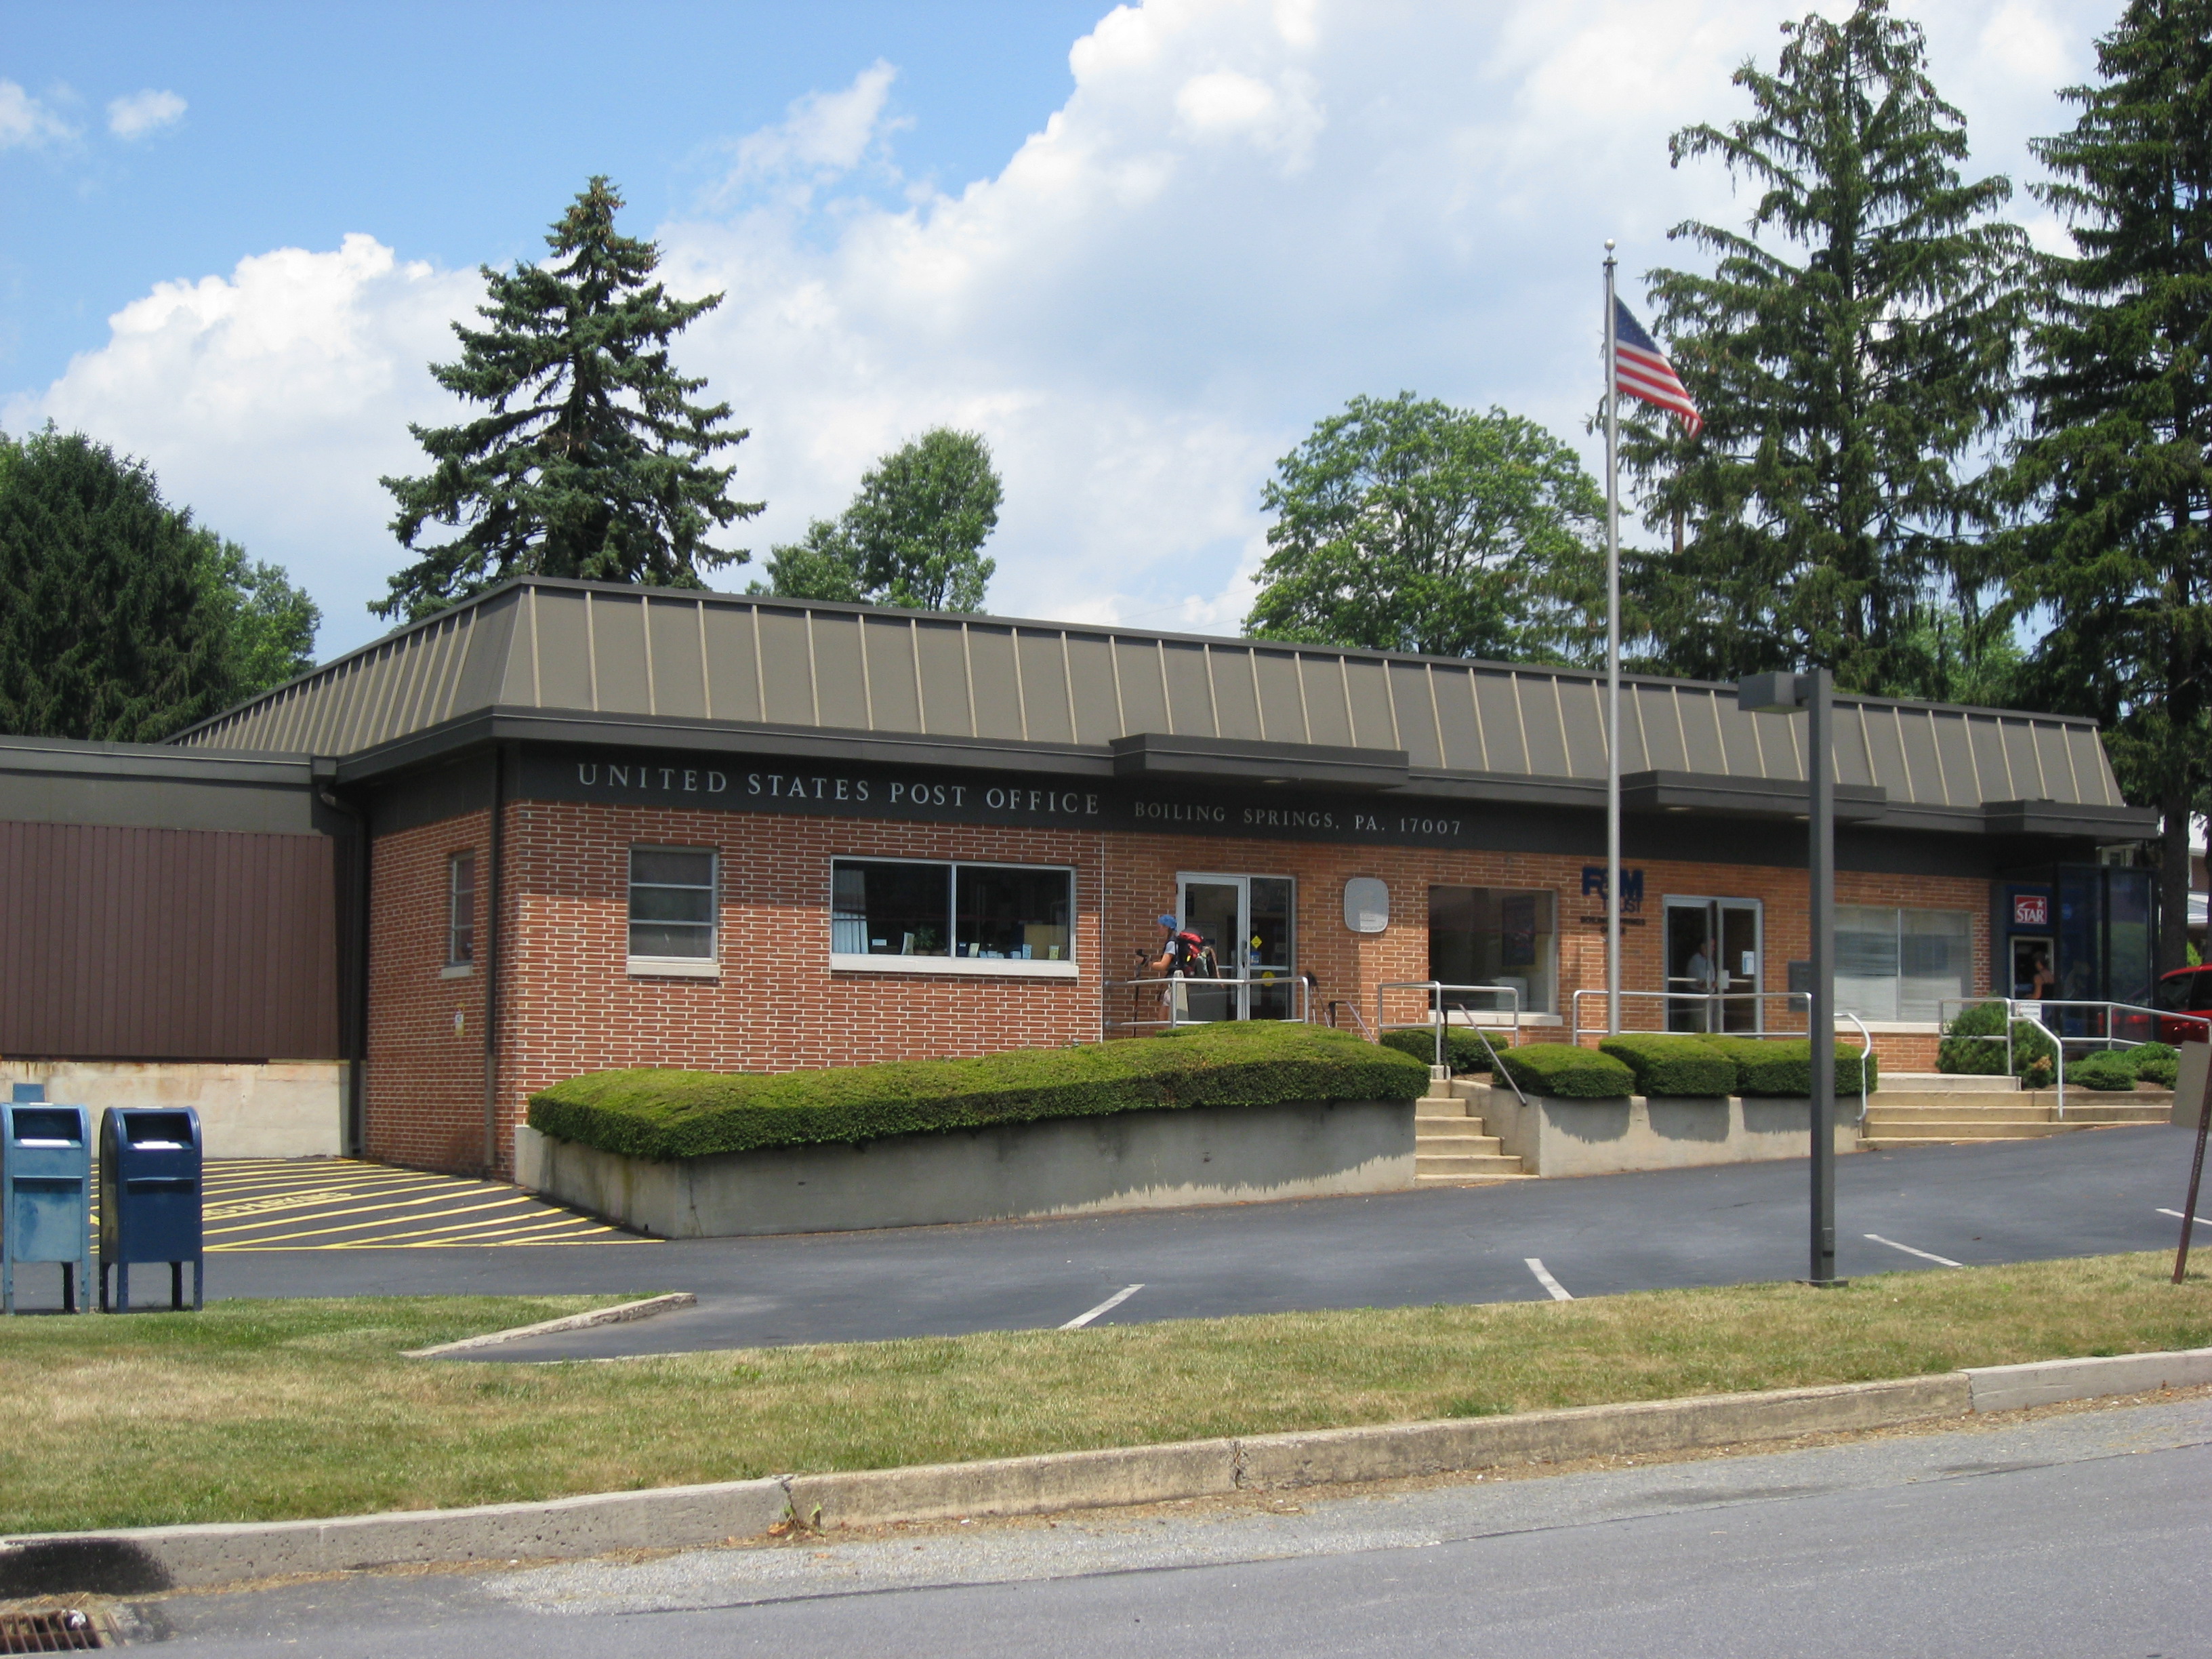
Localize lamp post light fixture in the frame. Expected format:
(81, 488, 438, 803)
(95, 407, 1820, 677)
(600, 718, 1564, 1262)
(1737, 668, 1839, 1286)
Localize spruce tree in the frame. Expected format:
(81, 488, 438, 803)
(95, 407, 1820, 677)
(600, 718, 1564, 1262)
(1622, 0, 2026, 693)
(379, 177, 760, 619)
(2007, 0, 2211, 973)
(0, 427, 238, 740)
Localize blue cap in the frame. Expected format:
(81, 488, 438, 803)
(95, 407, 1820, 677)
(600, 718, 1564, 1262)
(1158, 914, 1179, 929)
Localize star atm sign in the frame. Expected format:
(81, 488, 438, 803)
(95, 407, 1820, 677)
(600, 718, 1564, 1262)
(2013, 893, 2050, 928)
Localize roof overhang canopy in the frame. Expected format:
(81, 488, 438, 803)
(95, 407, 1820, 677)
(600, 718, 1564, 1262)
(1110, 733, 1410, 792)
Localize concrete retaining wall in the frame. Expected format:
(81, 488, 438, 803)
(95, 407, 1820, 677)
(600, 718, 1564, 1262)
(1460, 1080, 1860, 1177)
(0, 1060, 346, 1159)
(516, 1098, 1415, 1237)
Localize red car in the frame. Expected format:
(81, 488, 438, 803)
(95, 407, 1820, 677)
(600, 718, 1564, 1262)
(2152, 965, 2212, 1044)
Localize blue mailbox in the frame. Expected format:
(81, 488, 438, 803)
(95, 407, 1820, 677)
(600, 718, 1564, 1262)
(3, 1098, 93, 1314)
(98, 1107, 203, 1312)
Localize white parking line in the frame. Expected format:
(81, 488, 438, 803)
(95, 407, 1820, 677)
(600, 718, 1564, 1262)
(2158, 1208, 2211, 1229)
(1865, 1233, 1963, 1268)
(1061, 1284, 1145, 1329)
(1524, 1258, 1572, 1300)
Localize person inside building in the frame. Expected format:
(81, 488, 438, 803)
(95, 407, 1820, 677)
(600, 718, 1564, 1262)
(1686, 933, 1720, 1031)
(2029, 950, 2056, 1001)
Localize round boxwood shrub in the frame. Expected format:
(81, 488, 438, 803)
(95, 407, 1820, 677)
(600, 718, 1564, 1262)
(1938, 1001, 2057, 1084)
(2124, 1042, 2179, 1089)
(1495, 1041, 1635, 1099)
(1597, 1033, 1736, 1097)
(2066, 1050, 2139, 1092)
(1378, 1027, 1496, 1073)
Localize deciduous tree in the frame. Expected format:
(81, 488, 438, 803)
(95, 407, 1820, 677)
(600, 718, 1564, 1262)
(1245, 394, 1603, 664)
(763, 428, 1000, 612)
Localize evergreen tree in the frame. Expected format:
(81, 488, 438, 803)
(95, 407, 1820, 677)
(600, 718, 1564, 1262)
(2007, 0, 2212, 973)
(762, 428, 1001, 611)
(380, 177, 760, 619)
(1622, 0, 2027, 693)
(1246, 394, 1603, 664)
(0, 428, 239, 740)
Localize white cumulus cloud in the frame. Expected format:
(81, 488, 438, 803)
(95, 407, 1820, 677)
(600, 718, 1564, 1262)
(0, 80, 77, 149)
(106, 88, 186, 140)
(6, 0, 2118, 659)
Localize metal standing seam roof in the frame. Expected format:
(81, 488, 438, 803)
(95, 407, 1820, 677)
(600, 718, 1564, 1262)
(167, 577, 2130, 817)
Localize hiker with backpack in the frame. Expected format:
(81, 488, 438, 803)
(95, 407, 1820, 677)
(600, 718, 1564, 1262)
(1145, 914, 1218, 1025)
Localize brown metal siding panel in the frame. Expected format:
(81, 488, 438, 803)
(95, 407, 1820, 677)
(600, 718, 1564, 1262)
(0, 821, 340, 1061)
(1016, 631, 1076, 744)
(1250, 651, 1306, 743)
(1298, 657, 1353, 746)
(1112, 638, 1168, 735)
(862, 615, 922, 733)
(915, 621, 976, 736)
(967, 625, 1027, 741)
(590, 593, 654, 715)
(1431, 667, 1481, 769)
(1517, 676, 1570, 778)
(1065, 635, 1122, 743)
(1388, 662, 1441, 767)
(2064, 724, 2114, 806)
(811, 612, 871, 732)
(1162, 642, 1216, 737)
(533, 589, 596, 712)
(1559, 677, 1606, 779)
(1931, 712, 1978, 806)
(1896, 712, 1946, 806)
(646, 598, 708, 720)
(701, 603, 764, 723)
(1342, 658, 1395, 750)
(756, 609, 817, 727)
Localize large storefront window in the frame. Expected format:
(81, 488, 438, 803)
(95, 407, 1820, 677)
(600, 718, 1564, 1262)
(1428, 886, 1556, 1015)
(1836, 906, 1971, 1022)
(832, 859, 1074, 972)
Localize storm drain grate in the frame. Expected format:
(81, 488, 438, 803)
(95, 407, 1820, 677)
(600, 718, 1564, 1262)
(0, 1609, 104, 1652)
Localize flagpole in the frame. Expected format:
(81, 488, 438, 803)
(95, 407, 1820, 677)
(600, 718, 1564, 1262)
(1603, 242, 1622, 1038)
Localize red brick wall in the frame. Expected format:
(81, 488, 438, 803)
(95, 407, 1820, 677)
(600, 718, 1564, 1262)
(361, 800, 1995, 1174)
(365, 811, 491, 1172)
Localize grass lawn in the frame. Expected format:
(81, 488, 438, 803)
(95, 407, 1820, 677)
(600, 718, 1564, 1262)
(1, 1253, 2206, 1535)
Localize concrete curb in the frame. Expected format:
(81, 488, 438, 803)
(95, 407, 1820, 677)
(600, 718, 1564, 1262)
(400, 1293, 697, 1357)
(3, 1349, 2201, 1596)
(1963, 1345, 2212, 1412)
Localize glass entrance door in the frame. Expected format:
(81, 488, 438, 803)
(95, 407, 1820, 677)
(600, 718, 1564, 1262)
(1664, 897, 1763, 1032)
(1176, 874, 1297, 1021)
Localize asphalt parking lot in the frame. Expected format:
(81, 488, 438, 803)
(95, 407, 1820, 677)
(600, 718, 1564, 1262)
(37, 1119, 2178, 1355)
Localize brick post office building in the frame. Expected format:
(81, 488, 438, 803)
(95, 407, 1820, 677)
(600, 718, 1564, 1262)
(153, 577, 2154, 1177)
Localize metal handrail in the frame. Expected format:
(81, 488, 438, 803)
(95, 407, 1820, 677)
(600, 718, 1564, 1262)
(1568, 987, 1874, 1122)
(1937, 998, 2210, 1122)
(1374, 981, 1525, 1069)
(1102, 973, 1313, 1035)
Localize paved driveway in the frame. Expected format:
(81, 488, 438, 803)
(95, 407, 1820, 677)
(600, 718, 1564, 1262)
(120, 1121, 2199, 1355)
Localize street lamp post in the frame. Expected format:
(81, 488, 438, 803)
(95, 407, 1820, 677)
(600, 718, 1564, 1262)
(1738, 668, 1838, 1286)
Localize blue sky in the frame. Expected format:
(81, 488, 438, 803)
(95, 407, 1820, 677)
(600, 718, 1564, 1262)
(3, 1, 2117, 661)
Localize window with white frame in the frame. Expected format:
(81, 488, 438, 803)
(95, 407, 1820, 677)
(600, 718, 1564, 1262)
(446, 851, 476, 967)
(1835, 906, 1972, 1023)
(628, 846, 717, 970)
(1427, 886, 1557, 1015)
(831, 859, 1075, 975)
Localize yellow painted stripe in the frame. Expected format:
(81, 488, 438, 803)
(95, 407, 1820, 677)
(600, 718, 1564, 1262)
(258, 1207, 619, 1248)
(205, 1191, 548, 1243)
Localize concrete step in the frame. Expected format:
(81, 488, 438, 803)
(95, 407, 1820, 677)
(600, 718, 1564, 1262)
(1414, 1152, 1526, 1178)
(1417, 1131, 1506, 1156)
(1415, 1099, 1469, 1120)
(1864, 1098, 2170, 1126)
(1864, 1119, 2070, 1141)
(1415, 1170, 1536, 1185)
(1882, 1072, 2019, 1093)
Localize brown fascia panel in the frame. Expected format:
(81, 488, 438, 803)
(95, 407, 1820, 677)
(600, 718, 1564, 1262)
(1109, 733, 1412, 792)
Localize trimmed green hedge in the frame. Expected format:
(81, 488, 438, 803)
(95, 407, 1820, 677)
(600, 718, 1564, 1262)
(1938, 1001, 2058, 1084)
(528, 1021, 1430, 1162)
(1597, 1034, 1736, 1097)
(2127, 1043, 2179, 1089)
(1495, 1042, 1636, 1099)
(1379, 1026, 1496, 1073)
(2068, 1050, 2141, 1092)
(1704, 1037, 1879, 1097)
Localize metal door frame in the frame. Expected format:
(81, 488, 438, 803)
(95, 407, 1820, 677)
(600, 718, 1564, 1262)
(1662, 893, 1765, 1033)
(1176, 872, 1296, 1021)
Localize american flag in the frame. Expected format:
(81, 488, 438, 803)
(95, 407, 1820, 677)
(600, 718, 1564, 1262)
(1613, 298, 1702, 438)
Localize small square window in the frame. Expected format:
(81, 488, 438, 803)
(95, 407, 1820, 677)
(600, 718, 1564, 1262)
(447, 852, 476, 966)
(629, 846, 717, 962)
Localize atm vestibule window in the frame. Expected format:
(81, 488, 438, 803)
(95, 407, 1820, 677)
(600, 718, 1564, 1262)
(1427, 886, 1557, 1015)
